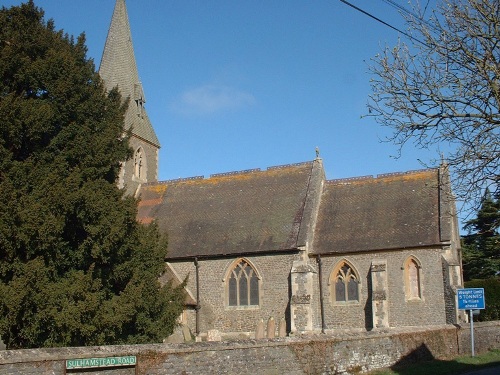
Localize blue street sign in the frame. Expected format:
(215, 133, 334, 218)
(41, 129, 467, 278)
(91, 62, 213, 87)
(457, 288, 485, 310)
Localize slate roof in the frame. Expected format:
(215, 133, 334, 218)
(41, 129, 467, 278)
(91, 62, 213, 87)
(312, 169, 442, 254)
(137, 162, 315, 259)
(99, 0, 160, 147)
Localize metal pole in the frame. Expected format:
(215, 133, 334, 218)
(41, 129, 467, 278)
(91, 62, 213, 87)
(470, 309, 475, 357)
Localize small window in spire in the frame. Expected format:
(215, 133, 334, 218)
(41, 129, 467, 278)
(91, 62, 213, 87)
(134, 82, 146, 117)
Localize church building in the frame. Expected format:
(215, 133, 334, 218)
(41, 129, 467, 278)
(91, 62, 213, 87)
(100, 0, 464, 340)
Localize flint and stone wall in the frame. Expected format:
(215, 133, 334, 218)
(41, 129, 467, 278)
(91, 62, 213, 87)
(310, 248, 452, 331)
(169, 248, 457, 339)
(1, 323, 500, 375)
(170, 252, 301, 337)
(120, 136, 158, 196)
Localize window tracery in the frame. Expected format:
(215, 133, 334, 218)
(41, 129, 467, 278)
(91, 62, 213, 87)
(331, 261, 359, 303)
(227, 259, 260, 307)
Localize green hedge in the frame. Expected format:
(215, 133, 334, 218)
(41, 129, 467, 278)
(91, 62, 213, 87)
(464, 278, 500, 321)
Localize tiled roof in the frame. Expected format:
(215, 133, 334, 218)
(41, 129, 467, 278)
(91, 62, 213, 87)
(138, 162, 315, 259)
(99, 0, 160, 147)
(312, 169, 442, 254)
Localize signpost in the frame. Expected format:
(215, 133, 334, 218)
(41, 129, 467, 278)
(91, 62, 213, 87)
(457, 288, 485, 357)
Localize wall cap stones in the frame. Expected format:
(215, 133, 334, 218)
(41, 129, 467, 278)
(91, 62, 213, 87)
(3, 324, 500, 370)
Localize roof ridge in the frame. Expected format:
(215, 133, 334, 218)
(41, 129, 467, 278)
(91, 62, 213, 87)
(210, 168, 261, 178)
(327, 175, 374, 184)
(267, 161, 313, 170)
(143, 176, 205, 186)
(145, 161, 315, 185)
(327, 168, 435, 184)
(376, 168, 434, 178)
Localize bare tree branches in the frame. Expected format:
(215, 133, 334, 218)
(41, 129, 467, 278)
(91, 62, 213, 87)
(368, 0, 500, 207)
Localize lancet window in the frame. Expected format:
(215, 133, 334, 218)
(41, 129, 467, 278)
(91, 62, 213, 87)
(404, 257, 422, 300)
(134, 147, 145, 180)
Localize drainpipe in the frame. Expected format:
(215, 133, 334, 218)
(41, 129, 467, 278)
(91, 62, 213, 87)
(194, 257, 200, 336)
(317, 255, 327, 333)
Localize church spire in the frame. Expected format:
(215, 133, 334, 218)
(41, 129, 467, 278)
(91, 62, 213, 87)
(99, 0, 160, 148)
(100, 0, 160, 194)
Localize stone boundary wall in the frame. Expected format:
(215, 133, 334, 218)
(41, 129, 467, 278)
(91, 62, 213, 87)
(1, 323, 499, 374)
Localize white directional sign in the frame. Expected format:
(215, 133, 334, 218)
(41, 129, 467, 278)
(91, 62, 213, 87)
(457, 288, 485, 310)
(66, 356, 136, 369)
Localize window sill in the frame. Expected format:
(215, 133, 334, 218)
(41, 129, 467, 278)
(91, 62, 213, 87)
(226, 305, 260, 311)
(332, 301, 360, 306)
(406, 297, 423, 302)
(132, 175, 147, 183)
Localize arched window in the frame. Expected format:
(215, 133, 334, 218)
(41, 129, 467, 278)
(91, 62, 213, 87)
(404, 257, 422, 300)
(227, 259, 260, 307)
(134, 147, 145, 180)
(330, 261, 359, 303)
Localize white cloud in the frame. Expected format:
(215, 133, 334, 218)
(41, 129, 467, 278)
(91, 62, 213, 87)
(171, 84, 256, 116)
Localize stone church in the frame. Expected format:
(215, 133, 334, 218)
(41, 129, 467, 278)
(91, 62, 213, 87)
(100, 0, 464, 340)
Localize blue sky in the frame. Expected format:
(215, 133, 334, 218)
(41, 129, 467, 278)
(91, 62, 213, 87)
(4, 1, 444, 183)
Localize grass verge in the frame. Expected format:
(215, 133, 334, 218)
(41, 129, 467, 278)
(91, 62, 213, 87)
(367, 349, 500, 375)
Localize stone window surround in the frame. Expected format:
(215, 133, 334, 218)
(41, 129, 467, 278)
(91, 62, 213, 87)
(403, 255, 424, 302)
(223, 258, 262, 310)
(328, 259, 361, 306)
(132, 146, 147, 182)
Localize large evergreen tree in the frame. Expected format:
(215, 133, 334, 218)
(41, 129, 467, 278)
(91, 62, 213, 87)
(0, 1, 184, 349)
(462, 189, 500, 280)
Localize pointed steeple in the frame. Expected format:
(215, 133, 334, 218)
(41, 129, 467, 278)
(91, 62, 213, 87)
(100, 0, 160, 195)
(99, 0, 160, 148)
